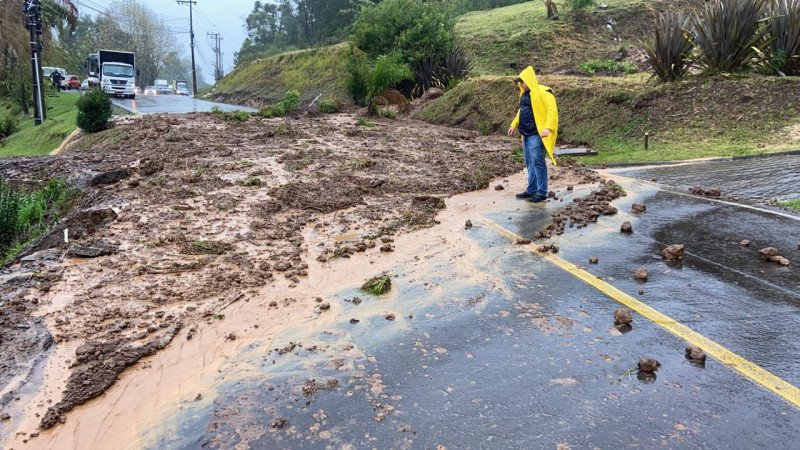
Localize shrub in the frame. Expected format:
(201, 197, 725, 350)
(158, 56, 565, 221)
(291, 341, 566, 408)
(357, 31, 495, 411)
(348, 52, 413, 111)
(645, 11, 695, 82)
(260, 90, 301, 118)
(0, 115, 20, 139)
(567, 0, 597, 21)
(0, 178, 69, 263)
(379, 108, 397, 119)
(478, 120, 492, 136)
(766, 0, 800, 75)
(350, 0, 455, 66)
(76, 88, 112, 133)
(318, 98, 340, 114)
(412, 45, 473, 92)
(692, 0, 771, 74)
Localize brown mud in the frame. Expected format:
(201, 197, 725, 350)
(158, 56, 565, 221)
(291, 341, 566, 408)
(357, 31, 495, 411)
(0, 112, 606, 448)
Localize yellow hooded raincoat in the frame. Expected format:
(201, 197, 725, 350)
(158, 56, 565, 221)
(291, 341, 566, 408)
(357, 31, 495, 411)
(510, 66, 559, 165)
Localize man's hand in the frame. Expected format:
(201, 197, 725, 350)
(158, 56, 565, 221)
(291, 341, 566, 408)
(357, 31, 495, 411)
(507, 127, 516, 137)
(540, 128, 551, 138)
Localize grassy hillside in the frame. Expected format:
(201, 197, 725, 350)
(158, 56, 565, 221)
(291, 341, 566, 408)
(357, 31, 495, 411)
(1, 94, 78, 158)
(207, 44, 350, 108)
(416, 74, 800, 164)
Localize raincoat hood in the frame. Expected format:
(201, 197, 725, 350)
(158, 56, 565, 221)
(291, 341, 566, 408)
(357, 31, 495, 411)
(517, 66, 539, 94)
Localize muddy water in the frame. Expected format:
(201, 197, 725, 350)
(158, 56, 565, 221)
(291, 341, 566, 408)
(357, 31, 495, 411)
(8, 172, 552, 449)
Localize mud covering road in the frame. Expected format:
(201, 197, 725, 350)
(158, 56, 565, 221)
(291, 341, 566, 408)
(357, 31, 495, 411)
(0, 111, 605, 447)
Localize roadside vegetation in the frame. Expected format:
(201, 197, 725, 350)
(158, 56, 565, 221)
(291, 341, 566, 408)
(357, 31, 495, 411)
(0, 177, 72, 265)
(779, 199, 800, 211)
(1, 94, 79, 158)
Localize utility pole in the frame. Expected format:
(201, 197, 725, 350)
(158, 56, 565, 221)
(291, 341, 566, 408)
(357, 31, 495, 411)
(176, 0, 197, 95)
(23, 0, 45, 125)
(207, 31, 223, 82)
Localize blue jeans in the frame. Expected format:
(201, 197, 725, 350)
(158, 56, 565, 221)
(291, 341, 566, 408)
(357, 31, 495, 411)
(522, 134, 547, 197)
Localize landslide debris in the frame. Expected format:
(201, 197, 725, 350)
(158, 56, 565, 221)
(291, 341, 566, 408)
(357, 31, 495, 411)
(534, 179, 625, 239)
(0, 112, 531, 430)
(759, 247, 791, 266)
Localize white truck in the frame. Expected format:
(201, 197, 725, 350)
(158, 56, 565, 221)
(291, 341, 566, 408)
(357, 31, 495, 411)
(155, 79, 172, 95)
(87, 50, 138, 99)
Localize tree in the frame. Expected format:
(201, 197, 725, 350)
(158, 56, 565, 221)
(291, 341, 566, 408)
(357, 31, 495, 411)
(544, 0, 560, 20)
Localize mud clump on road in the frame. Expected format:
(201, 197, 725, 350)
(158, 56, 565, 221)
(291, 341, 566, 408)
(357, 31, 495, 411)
(589, 256, 599, 264)
(614, 308, 633, 326)
(631, 203, 647, 213)
(685, 346, 707, 366)
(301, 378, 340, 397)
(740, 239, 751, 247)
(537, 244, 559, 254)
(690, 186, 722, 197)
(534, 179, 625, 239)
(620, 221, 633, 233)
(661, 244, 685, 261)
(634, 268, 649, 281)
(638, 358, 661, 373)
(759, 247, 791, 266)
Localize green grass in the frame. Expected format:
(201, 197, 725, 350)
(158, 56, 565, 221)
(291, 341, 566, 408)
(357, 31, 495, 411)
(779, 199, 800, 212)
(456, 0, 646, 75)
(1, 94, 80, 157)
(361, 273, 392, 295)
(1, 177, 72, 265)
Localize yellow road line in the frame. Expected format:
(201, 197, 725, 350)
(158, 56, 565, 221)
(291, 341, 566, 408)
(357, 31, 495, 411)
(482, 219, 800, 409)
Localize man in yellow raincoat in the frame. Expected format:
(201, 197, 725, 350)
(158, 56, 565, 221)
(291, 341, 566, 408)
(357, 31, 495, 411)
(507, 66, 559, 203)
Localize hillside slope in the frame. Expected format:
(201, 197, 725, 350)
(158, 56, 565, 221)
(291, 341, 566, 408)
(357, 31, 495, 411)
(206, 45, 350, 108)
(415, 75, 800, 163)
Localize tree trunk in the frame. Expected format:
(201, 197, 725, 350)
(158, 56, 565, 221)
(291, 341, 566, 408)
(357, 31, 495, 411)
(545, 0, 560, 20)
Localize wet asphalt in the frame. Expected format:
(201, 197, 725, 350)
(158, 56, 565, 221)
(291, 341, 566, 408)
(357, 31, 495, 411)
(146, 159, 800, 448)
(112, 94, 257, 115)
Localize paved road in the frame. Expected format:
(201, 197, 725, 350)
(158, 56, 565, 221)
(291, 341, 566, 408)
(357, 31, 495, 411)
(112, 94, 257, 115)
(145, 159, 799, 448)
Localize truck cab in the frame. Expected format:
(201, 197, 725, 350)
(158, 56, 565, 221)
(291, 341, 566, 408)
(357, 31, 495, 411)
(87, 50, 137, 99)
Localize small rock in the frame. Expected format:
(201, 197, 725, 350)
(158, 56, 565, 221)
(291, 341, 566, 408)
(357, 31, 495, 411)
(638, 358, 661, 373)
(758, 247, 780, 260)
(740, 239, 751, 247)
(620, 221, 633, 233)
(516, 238, 532, 245)
(614, 307, 633, 325)
(90, 169, 129, 186)
(769, 255, 791, 266)
(319, 302, 331, 311)
(194, 393, 202, 401)
(350, 318, 360, 324)
(634, 268, 648, 281)
(315, 297, 323, 303)
(225, 333, 237, 341)
(385, 314, 396, 321)
(566, 185, 574, 191)
(351, 297, 362, 305)
(0, 412, 10, 421)
(631, 203, 647, 213)
(661, 244, 685, 261)
(271, 417, 288, 429)
(494, 184, 505, 191)
(685, 346, 707, 365)
(380, 244, 394, 253)
(67, 244, 117, 258)
(639, 289, 644, 295)
(547, 191, 556, 198)
(589, 256, 599, 264)
(537, 244, 559, 254)
(464, 220, 473, 229)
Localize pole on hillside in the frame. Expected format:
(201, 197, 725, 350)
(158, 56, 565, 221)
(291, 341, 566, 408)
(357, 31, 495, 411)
(23, 0, 45, 125)
(207, 31, 223, 82)
(177, 0, 198, 95)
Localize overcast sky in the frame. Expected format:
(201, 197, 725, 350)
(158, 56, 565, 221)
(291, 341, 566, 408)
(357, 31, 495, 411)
(83, 0, 254, 82)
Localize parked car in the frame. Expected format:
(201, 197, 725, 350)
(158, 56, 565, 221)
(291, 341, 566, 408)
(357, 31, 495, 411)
(80, 79, 89, 91)
(175, 85, 190, 96)
(65, 75, 81, 90)
(144, 86, 158, 95)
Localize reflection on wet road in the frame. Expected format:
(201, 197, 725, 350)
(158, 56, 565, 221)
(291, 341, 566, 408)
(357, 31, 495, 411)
(113, 94, 257, 115)
(613, 153, 800, 201)
(146, 164, 799, 448)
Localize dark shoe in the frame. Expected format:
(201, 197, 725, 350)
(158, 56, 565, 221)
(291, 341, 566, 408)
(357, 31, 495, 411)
(528, 195, 547, 203)
(516, 191, 533, 199)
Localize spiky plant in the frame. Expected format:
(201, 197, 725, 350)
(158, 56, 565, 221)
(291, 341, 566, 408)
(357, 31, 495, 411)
(644, 12, 695, 82)
(767, 0, 800, 75)
(692, 0, 771, 73)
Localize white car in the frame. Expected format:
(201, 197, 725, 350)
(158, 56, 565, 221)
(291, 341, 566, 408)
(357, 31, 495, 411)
(175, 86, 190, 96)
(144, 86, 158, 95)
(80, 79, 89, 91)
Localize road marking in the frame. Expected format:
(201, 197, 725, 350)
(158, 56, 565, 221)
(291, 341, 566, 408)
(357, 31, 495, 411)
(482, 219, 800, 409)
